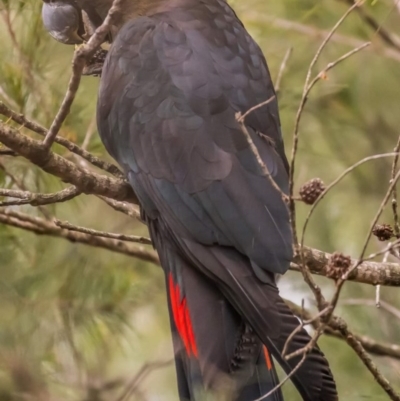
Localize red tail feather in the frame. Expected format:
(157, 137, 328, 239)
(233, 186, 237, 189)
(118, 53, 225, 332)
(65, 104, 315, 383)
(169, 273, 198, 357)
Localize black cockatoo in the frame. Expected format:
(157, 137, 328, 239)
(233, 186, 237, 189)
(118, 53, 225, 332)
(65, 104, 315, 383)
(42, 1, 338, 400)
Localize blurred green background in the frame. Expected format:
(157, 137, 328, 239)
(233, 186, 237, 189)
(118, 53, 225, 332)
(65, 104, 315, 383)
(0, 0, 399, 400)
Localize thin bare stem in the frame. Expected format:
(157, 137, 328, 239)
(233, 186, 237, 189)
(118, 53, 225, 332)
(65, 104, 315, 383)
(54, 219, 152, 245)
(275, 47, 293, 94)
(0, 186, 80, 207)
(390, 135, 400, 236)
(0, 101, 124, 179)
(253, 354, 307, 401)
(301, 153, 399, 249)
(236, 113, 288, 202)
(97, 196, 141, 220)
(290, 1, 366, 244)
(42, 0, 125, 150)
(237, 95, 276, 123)
(114, 360, 173, 401)
(0, 209, 159, 265)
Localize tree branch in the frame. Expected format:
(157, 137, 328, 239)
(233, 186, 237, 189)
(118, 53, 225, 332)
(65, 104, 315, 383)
(292, 246, 400, 286)
(54, 219, 152, 245)
(43, 0, 125, 149)
(0, 209, 159, 265)
(0, 121, 136, 202)
(285, 300, 400, 360)
(0, 101, 124, 179)
(0, 186, 80, 207)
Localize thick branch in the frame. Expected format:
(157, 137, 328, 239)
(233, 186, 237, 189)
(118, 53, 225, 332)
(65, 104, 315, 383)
(0, 101, 124, 178)
(292, 247, 400, 286)
(0, 121, 136, 202)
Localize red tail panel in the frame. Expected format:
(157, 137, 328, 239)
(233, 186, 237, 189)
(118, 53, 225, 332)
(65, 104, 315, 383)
(263, 345, 273, 371)
(169, 274, 198, 357)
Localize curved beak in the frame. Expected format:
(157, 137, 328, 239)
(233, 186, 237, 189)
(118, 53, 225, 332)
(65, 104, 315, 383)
(42, 1, 86, 45)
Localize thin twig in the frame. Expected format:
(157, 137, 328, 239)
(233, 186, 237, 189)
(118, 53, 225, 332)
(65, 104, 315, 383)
(332, 317, 400, 401)
(0, 160, 52, 218)
(81, 114, 96, 150)
(390, 135, 400, 237)
(0, 186, 80, 207)
(251, 14, 400, 63)
(114, 360, 173, 401)
(253, 354, 307, 401)
(237, 95, 276, 123)
(301, 153, 400, 249)
(42, 0, 125, 149)
(54, 219, 152, 245)
(286, 299, 400, 360)
(97, 196, 141, 220)
(0, 101, 124, 179)
(288, 2, 367, 311)
(340, 0, 400, 51)
(0, 209, 159, 265)
(236, 111, 289, 202)
(290, 0, 365, 243)
(291, 39, 370, 245)
(325, 169, 400, 337)
(275, 47, 293, 94)
(342, 298, 400, 320)
(281, 305, 330, 358)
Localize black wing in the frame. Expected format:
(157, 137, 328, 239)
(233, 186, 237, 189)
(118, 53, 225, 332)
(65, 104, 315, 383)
(98, 0, 292, 275)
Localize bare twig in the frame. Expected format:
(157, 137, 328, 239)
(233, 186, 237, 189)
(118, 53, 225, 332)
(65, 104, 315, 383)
(342, 298, 400, 321)
(281, 305, 330, 358)
(291, 39, 370, 244)
(316, 169, 400, 386)
(359, 169, 400, 263)
(0, 186, 80, 207)
(286, 299, 400, 360)
(0, 209, 159, 265)
(287, 2, 367, 312)
(54, 219, 152, 245)
(340, 0, 400, 52)
(97, 196, 141, 220)
(301, 153, 399, 248)
(236, 110, 289, 202)
(390, 136, 400, 237)
(275, 47, 293, 94)
(114, 360, 173, 401)
(237, 95, 276, 123)
(0, 160, 52, 218)
(331, 317, 400, 401)
(81, 114, 96, 150)
(253, 354, 307, 401)
(43, 0, 125, 149)
(0, 101, 124, 179)
(250, 14, 400, 63)
(289, 1, 365, 242)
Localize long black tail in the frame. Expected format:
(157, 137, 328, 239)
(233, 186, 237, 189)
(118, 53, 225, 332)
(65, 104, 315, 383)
(178, 238, 338, 401)
(157, 234, 284, 401)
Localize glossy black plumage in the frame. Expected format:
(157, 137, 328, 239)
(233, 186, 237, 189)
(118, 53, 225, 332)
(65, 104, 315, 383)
(96, 0, 338, 399)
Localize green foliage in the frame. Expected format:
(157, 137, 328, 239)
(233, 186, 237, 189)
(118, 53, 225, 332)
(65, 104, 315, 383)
(0, 1, 399, 400)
